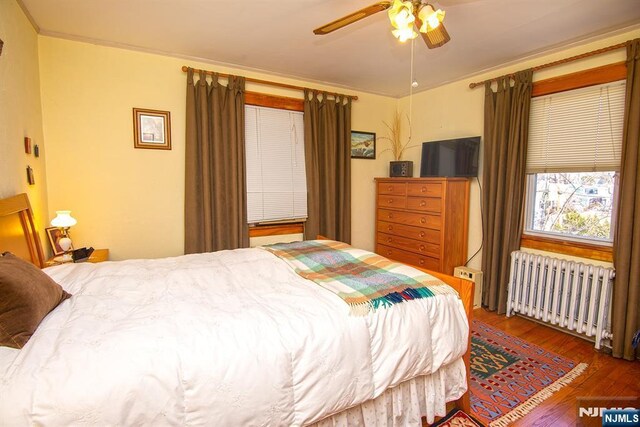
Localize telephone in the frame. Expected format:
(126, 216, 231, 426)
(72, 247, 94, 262)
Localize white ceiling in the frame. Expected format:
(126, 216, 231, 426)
(21, 0, 640, 97)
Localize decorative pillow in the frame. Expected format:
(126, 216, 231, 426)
(0, 252, 71, 349)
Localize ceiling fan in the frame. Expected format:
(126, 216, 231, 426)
(313, 0, 451, 49)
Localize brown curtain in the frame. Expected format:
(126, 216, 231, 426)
(303, 90, 352, 243)
(184, 69, 249, 253)
(481, 70, 533, 313)
(612, 39, 640, 361)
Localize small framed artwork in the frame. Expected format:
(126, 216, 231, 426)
(26, 166, 35, 185)
(24, 137, 32, 154)
(133, 108, 172, 150)
(45, 227, 65, 256)
(351, 131, 376, 159)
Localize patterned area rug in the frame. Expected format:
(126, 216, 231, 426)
(431, 409, 484, 426)
(470, 320, 588, 426)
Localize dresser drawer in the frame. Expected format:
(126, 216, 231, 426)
(376, 244, 440, 271)
(378, 208, 442, 230)
(377, 232, 440, 257)
(406, 197, 442, 213)
(407, 182, 442, 198)
(377, 195, 406, 209)
(377, 220, 440, 244)
(378, 182, 407, 196)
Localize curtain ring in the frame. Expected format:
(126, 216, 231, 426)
(198, 70, 207, 86)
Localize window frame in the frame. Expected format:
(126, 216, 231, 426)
(244, 91, 306, 237)
(520, 61, 626, 262)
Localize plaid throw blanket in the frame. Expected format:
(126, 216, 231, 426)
(262, 240, 456, 315)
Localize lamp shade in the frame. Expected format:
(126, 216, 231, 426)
(388, 0, 418, 41)
(51, 211, 77, 228)
(418, 4, 445, 33)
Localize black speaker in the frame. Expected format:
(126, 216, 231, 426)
(389, 161, 413, 177)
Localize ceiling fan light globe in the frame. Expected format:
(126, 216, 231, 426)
(418, 5, 445, 33)
(428, 14, 441, 29)
(392, 27, 418, 42)
(387, 0, 403, 22)
(398, 9, 415, 27)
(418, 4, 434, 20)
(388, 0, 415, 29)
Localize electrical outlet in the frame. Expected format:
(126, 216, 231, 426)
(454, 266, 483, 308)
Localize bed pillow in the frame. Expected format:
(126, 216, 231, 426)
(0, 252, 71, 349)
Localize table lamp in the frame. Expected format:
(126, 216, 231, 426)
(51, 210, 77, 262)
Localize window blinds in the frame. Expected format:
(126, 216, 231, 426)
(526, 81, 626, 173)
(245, 105, 307, 224)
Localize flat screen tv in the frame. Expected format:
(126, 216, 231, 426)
(420, 137, 480, 178)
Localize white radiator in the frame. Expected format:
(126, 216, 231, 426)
(506, 250, 615, 349)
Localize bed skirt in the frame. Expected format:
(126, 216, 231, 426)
(310, 358, 467, 427)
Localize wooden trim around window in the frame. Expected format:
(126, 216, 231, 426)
(249, 222, 304, 238)
(521, 61, 624, 263)
(245, 91, 304, 112)
(532, 61, 627, 97)
(521, 233, 613, 262)
(244, 92, 305, 238)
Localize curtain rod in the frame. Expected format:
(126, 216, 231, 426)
(181, 66, 358, 101)
(468, 40, 629, 89)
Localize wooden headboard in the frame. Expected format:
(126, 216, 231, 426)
(0, 193, 45, 268)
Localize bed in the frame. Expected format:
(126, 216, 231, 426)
(0, 193, 473, 426)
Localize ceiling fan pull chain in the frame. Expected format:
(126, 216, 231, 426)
(409, 37, 415, 121)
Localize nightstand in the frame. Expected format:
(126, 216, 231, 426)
(45, 249, 109, 267)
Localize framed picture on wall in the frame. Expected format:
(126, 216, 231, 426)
(133, 108, 172, 150)
(351, 131, 376, 159)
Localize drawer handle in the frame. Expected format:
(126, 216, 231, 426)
(387, 251, 392, 256)
(388, 213, 394, 219)
(419, 231, 425, 238)
(420, 201, 426, 207)
(419, 245, 425, 251)
(388, 225, 393, 231)
(387, 237, 392, 243)
(388, 199, 393, 204)
(388, 186, 393, 191)
(419, 259, 425, 265)
(421, 186, 427, 193)
(420, 217, 426, 224)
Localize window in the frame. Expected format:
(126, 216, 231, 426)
(524, 80, 625, 245)
(526, 172, 617, 242)
(245, 105, 307, 224)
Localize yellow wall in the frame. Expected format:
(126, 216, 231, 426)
(0, 0, 49, 247)
(391, 27, 640, 272)
(37, 26, 639, 264)
(38, 36, 396, 260)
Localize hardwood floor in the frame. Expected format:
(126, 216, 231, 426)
(474, 308, 640, 427)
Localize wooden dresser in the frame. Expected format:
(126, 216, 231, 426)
(375, 177, 470, 275)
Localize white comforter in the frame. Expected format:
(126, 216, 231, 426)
(0, 248, 468, 426)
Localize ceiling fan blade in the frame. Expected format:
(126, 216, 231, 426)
(313, 1, 392, 35)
